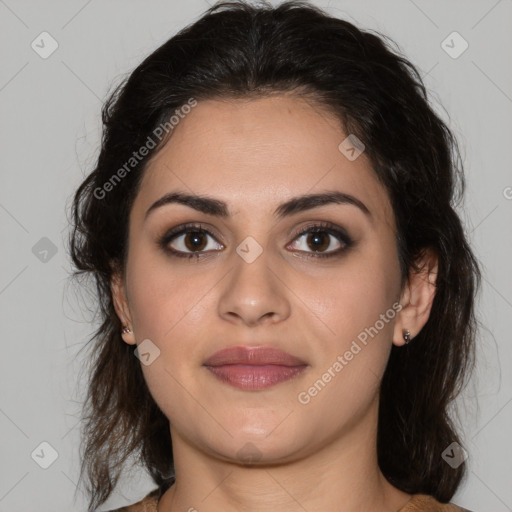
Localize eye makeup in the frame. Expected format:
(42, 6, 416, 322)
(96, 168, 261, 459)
(157, 220, 355, 261)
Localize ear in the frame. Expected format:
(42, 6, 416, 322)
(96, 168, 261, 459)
(111, 269, 136, 345)
(393, 247, 438, 347)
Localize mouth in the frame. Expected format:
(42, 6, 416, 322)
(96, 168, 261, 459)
(203, 346, 308, 390)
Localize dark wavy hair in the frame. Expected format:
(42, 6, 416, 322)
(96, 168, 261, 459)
(68, 1, 481, 509)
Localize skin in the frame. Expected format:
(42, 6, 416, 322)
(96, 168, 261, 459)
(111, 94, 438, 512)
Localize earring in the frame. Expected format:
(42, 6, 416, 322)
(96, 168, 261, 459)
(402, 328, 411, 344)
(122, 326, 132, 334)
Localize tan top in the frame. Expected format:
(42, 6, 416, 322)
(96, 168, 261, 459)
(109, 489, 472, 511)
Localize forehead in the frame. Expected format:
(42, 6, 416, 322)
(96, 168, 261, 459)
(134, 95, 394, 227)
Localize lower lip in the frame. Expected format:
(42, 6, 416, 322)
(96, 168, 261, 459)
(204, 364, 307, 390)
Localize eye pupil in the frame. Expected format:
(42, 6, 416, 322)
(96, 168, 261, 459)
(307, 231, 329, 252)
(185, 231, 207, 251)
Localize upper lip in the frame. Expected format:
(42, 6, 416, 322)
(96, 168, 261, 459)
(203, 346, 307, 367)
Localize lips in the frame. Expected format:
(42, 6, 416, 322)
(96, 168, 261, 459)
(204, 346, 307, 367)
(203, 346, 308, 390)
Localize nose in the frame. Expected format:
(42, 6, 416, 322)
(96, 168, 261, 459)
(217, 244, 291, 327)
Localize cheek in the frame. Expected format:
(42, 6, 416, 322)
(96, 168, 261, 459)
(319, 245, 400, 345)
(125, 246, 204, 339)
(294, 271, 397, 428)
(300, 241, 400, 411)
(124, 251, 213, 423)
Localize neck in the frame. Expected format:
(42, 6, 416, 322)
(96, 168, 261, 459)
(158, 398, 411, 512)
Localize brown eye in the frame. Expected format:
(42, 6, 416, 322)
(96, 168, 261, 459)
(287, 222, 353, 259)
(289, 229, 345, 255)
(182, 231, 208, 252)
(305, 231, 331, 252)
(159, 224, 224, 259)
(167, 229, 222, 254)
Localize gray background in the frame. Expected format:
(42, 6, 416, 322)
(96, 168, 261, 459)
(0, 0, 511, 511)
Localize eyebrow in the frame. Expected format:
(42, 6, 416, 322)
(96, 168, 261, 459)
(144, 190, 372, 221)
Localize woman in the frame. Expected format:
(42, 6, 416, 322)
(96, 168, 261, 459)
(69, 1, 480, 511)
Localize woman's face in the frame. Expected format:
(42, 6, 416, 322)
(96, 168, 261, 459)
(113, 94, 406, 464)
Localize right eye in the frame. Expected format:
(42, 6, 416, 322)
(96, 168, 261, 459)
(159, 223, 224, 259)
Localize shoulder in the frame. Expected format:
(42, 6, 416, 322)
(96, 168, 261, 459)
(106, 487, 160, 512)
(399, 494, 475, 512)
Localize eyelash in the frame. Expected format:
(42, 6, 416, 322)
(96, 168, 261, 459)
(158, 221, 353, 261)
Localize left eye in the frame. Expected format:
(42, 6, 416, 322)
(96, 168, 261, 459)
(288, 229, 345, 254)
